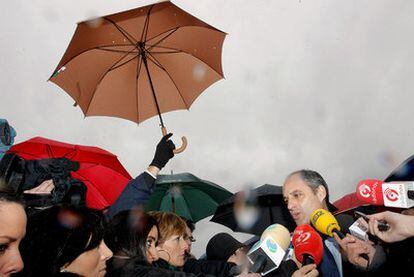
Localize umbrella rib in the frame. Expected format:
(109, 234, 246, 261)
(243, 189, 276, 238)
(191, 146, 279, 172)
(140, 4, 154, 42)
(179, 189, 194, 221)
(144, 25, 224, 50)
(46, 144, 54, 158)
(64, 148, 77, 159)
(97, 48, 139, 54)
(147, 53, 189, 109)
(104, 17, 137, 45)
(50, 44, 137, 79)
(149, 50, 182, 54)
(135, 56, 143, 124)
(72, 171, 108, 206)
(109, 53, 141, 72)
(146, 52, 164, 69)
(145, 28, 179, 51)
(84, 48, 140, 115)
(149, 45, 224, 78)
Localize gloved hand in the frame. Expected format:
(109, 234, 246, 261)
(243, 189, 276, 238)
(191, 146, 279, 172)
(150, 133, 175, 169)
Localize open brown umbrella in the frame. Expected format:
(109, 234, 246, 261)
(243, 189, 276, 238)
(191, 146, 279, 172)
(50, 0, 226, 153)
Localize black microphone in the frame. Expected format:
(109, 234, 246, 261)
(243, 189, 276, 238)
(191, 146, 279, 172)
(336, 214, 369, 263)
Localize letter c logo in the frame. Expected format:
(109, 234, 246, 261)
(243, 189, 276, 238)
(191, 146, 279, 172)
(359, 184, 371, 198)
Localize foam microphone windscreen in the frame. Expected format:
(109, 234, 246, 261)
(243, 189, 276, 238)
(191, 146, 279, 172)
(310, 208, 341, 237)
(292, 224, 324, 265)
(261, 223, 291, 251)
(247, 224, 291, 275)
(356, 179, 384, 205)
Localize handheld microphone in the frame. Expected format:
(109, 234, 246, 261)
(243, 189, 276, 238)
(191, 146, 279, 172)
(336, 213, 368, 241)
(292, 224, 323, 266)
(310, 208, 344, 239)
(356, 179, 384, 205)
(250, 255, 267, 273)
(336, 214, 371, 262)
(247, 224, 291, 275)
(356, 179, 414, 208)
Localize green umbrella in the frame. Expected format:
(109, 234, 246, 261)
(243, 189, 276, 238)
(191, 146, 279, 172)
(145, 172, 233, 222)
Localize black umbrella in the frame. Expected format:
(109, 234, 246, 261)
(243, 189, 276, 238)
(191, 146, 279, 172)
(210, 184, 295, 235)
(385, 154, 414, 182)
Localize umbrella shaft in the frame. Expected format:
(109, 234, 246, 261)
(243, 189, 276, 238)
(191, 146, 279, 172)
(140, 44, 165, 128)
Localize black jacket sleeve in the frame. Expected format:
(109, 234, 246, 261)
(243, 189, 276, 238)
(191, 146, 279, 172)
(183, 258, 237, 277)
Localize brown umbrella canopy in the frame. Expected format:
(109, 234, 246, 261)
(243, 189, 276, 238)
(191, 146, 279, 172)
(50, 1, 226, 125)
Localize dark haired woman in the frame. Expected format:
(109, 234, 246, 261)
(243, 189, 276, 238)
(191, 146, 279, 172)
(19, 205, 112, 276)
(0, 180, 26, 276)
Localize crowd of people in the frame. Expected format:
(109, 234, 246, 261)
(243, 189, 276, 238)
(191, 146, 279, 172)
(1, 118, 414, 277)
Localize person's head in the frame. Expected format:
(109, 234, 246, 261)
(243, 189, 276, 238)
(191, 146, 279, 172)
(20, 205, 112, 277)
(148, 211, 188, 267)
(206, 233, 247, 265)
(106, 209, 159, 266)
(180, 217, 195, 254)
(0, 179, 26, 276)
(283, 170, 330, 226)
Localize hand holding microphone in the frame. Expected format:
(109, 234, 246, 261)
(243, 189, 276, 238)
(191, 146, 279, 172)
(291, 264, 319, 277)
(290, 226, 321, 277)
(292, 224, 323, 266)
(310, 208, 345, 238)
(367, 211, 414, 243)
(310, 209, 370, 265)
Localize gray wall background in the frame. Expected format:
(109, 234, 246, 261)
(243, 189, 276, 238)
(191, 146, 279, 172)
(2, 0, 414, 257)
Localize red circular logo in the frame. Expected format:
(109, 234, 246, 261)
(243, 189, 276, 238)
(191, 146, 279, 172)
(384, 188, 399, 202)
(359, 184, 371, 198)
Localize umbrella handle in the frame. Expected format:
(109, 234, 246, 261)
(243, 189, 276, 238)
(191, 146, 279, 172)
(161, 127, 188, 154)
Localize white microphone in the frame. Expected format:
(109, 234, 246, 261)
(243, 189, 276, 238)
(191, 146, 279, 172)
(247, 224, 291, 275)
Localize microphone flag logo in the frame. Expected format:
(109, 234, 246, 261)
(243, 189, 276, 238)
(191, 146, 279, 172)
(266, 238, 278, 253)
(384, 188, 399, 202)
(359, 184, 371, 198)
(295, 232, 311, 244)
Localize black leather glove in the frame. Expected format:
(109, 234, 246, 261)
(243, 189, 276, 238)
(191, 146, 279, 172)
(150, 133, 175, 169)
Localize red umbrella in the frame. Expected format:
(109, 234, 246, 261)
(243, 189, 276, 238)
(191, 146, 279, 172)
(9, 137, 131, 209)
(333, 192, 368, 214)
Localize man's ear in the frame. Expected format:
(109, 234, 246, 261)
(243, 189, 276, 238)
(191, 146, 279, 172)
(316, 185, 327, 203)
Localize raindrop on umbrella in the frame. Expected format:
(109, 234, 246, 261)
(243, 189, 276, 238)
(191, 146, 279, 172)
(86, 17, 104, 28)
(169, 185, 183, 198)
(193, 64, 206, 81)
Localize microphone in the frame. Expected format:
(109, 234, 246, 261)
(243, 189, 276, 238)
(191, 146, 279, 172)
(250, 255, 267, 273)
(247, 224, 291, 275)
(356, 179, 414, 208)
(310, 208, 344, 239)
(336, 213, 368, 242)
(336, 214, 370, 262)
(292, 224, 323, 266)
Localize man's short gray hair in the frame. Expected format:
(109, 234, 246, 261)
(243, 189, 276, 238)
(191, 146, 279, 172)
(286, 169, 331, 205)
